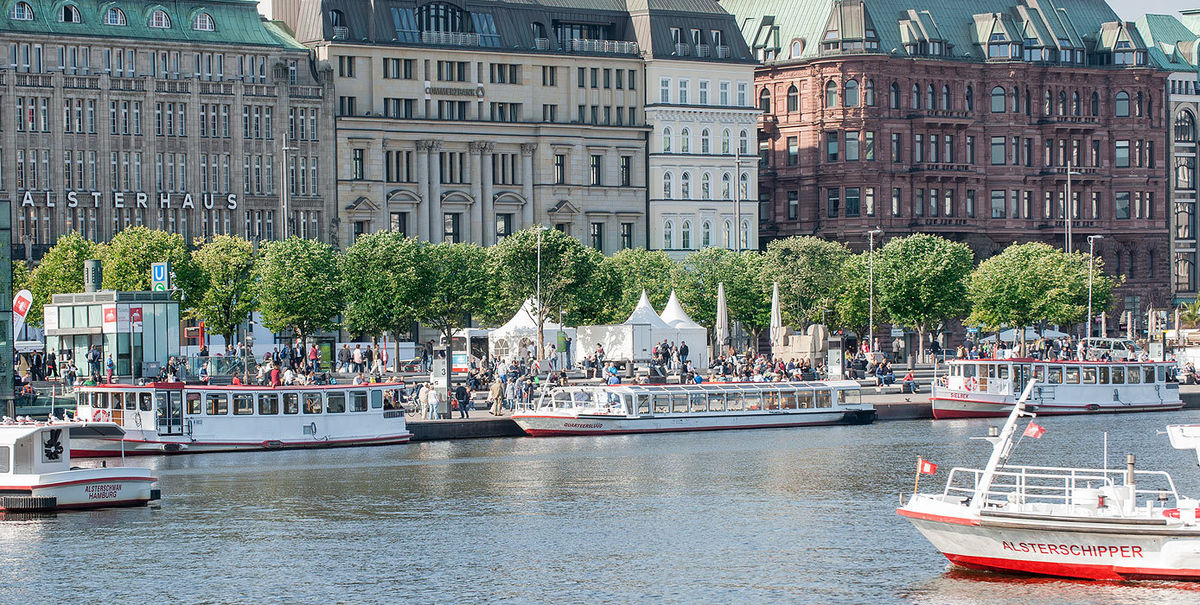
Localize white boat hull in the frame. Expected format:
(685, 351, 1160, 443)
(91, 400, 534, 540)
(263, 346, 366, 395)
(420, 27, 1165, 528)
(513, 409, 874, 436)
(1, 468, 157, 511)
(69, 427, 413, 457)
(900, 504, 1200, 581)
(931, 389, 1183, 419)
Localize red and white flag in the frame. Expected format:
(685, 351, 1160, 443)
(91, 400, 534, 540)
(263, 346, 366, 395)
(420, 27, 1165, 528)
(1023, 422, 1047, 439)
(918, 459, 938, 475)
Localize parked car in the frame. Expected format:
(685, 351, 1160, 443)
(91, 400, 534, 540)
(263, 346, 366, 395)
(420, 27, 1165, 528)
(1083, 337, 1142, 361)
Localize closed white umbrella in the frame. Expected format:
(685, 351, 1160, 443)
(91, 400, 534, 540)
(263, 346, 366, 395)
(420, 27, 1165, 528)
(769, 281, 784, 349)
(715, 282, 730, 356)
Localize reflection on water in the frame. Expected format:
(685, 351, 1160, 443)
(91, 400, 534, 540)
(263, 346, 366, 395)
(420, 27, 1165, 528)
(2, 411, 1200, 603)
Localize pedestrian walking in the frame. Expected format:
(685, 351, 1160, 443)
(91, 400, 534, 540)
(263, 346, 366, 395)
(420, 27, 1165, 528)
(455, 383, 470, 418)
(489, 379, 504, 415)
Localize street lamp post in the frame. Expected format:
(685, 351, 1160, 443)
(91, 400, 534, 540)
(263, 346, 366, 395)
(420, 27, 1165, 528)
(867, 229, 882, 354)
(1087, 234, 1103, 338)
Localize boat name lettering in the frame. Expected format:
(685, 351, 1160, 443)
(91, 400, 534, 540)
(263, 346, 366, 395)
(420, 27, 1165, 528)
(1000, 540, 1143, 558)
(563, 422, 603, 429)
(947, 392, 971, 400)
(84, 484, 123, 499)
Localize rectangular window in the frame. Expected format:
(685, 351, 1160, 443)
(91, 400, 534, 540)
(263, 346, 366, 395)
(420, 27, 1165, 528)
(914, 134, 923, 163)
(787, 190, 799, 220)
(786, 137, 799, 166)
(914, 189, 924, 216)
(620, 223, 633, 249)
(1115, 191, 1131, 219)
(966, 190, 976, 217)
(966, 136, 975, 165)
(991, 136, 1005, 165)
(619, 155, 631, 187)
(590, 222, 604, 251)
(864, 131, 875, 161)
(845, 187, 860, 217)
(660, 78, 670, 103)
(554, 154, 566, 184)
(589, 154, 602, 185)
(1115, 140, 1130, 168)
(891, 133, 901, 163)
(845, 131, 860, 161)
(825, 131, 839, 162)
(352, 148, 365, 180)
(827, 188, 839, 218)
(991, 190, 1006, 218)
(891, 188, 902, 216)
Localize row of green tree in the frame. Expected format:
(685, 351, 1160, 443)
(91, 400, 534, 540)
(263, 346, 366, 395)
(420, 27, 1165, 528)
(15, 227, 1118, 357)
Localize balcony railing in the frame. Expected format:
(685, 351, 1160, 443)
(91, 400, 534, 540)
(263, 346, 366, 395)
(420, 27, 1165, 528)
(534, 37, 551, 51)
(14, 73, 52, 87)
(716, 45, 731, 59)
(674, 42, 691, 56)
(695, 44, 711, 57)
(109, 77, 144, 91)
(199, 81, 234, 95)
(567, 38, 639, 55)
(332, 26, 349, 40)
(289, 85, 323, 98)
(243, 84, 277, 97)
(63, 75, 99, 89)
(421, 31, 480, 46)
(156, 80, 190, 94)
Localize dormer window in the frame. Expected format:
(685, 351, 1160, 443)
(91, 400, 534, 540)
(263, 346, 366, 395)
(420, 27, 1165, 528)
(10, 1, 32, 20)
(149, 9, 171, 29)
(104, 7, 126, 26)
(330, 9, 345, 27)
(192, 12, 214, 31)
(60, 5, 81, 23)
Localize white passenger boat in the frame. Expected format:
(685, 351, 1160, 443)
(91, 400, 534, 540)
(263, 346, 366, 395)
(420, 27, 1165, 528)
(69, 382, 413, 457)
(0, 420, 159, 512)
(931, 358, 1181, 419)
(900, 382, 1200, 581)
(511, 380, 874, 437)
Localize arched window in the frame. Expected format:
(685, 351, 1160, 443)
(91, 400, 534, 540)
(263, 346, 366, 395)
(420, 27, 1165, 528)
(1176, 158, 1195, 191)
(662, 127, 672, 153)
(700, 129, 710, 154)
(739, 171, 749, 198)
(722, 220, 732, 248)
(910, 84, 919, 109)
(192, 12, 214, 31)
(941, 85, 950, 111)
(721, 129, 730, 154)
(149, 9, 171, 29)
(889, 82, 900, 109)
(1072, 91, 1080, 116)
(864, 79, 875, 106)
(739, 129, 749, 154)
(662, 172, 672, 198)
(417, 2, 467, 33)
(1116, 91, 1130, 117)
(1058, 91, 1067, 115)
(681, 172, 691, 199)
(680, 128, 690, 153)
(721, 172, 731, 198)
(759, 87, 771, 112)
(965, 86, 974, 112)
(103, 7, 126, 25)
(1043, 90, 1051, 115)
(663, 220, 674, 249)
(1136, 91, 1144, 117)
(10, 2, 32, 20)
(740, 220, 750, 249)
(790, 40, 802, 58)
(925, 84, 934, 109)
(681, 220, 692, 250)
(990, 86, 1005, 113)
(786, 84, 799, 112)
(1176, 110, 1196, 143)
(824, 80, 838, 108)
(60, 4, 81, 22)
(702, 221, 712, 247)
(844, 79, 859, 107)
(701, 173, 711, 199)
(1091, 91, 1100, 116)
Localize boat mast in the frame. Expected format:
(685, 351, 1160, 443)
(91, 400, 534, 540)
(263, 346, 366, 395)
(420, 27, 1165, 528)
(970, 380, 1038, 511)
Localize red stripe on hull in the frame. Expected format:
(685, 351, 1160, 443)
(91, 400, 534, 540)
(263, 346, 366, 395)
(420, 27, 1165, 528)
(521, 419, 851, 437)
(931, 401, 1183, 420)
(4, 476, 157, 490)
(896, 508, 980, 526)
(944, 553, 1200, 582)
(71, 434, 413, 457)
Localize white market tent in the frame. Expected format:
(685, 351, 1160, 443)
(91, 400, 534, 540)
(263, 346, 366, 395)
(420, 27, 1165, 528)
(659, 290, 709, 370)
(488, 297, 576, 362)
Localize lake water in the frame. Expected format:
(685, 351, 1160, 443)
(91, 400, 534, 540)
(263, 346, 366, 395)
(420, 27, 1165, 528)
(5, 411, 1200, 603)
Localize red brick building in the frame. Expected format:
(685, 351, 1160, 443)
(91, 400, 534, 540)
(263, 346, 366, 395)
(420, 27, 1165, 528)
(725, 0, 1170, 316)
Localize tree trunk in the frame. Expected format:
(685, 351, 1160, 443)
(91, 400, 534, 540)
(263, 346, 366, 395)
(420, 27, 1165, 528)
(917, 326, 926, 364)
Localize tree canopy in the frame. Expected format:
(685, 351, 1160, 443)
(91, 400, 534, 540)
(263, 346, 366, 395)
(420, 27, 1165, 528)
(876, 234, 973, 356)
(600, 248, 685, 321)
(416, 242, 494, 343)
(487, 227, 612, 326)
(190, 235, 257, 344)
(762, 236, 851, 326)
(834, 252, 888, 338)
(340, 231, 424, 340)
(101, 227, 202, 307)
(253, 237, 344, 342)
(22, 232, 101, 328)
(679, 248, 770, 338)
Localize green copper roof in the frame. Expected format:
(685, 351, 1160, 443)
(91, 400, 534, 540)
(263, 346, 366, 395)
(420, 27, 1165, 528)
(0, 0, 305, 49)
(721, 0, 1142, 64)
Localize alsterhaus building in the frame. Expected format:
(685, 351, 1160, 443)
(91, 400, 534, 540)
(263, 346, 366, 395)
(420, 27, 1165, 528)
(0, 0, 335, 261)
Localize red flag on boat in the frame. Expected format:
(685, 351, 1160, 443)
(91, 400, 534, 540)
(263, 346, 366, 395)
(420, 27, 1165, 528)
(918, 459, 938, 475)
(1023, 422, 1046, 439)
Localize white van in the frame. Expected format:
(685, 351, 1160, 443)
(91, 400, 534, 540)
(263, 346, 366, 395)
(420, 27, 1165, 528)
(1083, 337, 1142, 361)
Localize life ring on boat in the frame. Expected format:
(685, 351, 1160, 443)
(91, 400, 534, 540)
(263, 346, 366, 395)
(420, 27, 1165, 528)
(964, 377, 978, 392)
(92, 408, 111, 423)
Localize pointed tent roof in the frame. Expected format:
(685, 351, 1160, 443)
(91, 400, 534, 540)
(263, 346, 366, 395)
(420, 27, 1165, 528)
(660, 290, 703, 329)
(496, 297, 564, 333)
(624, 290, 674, 330)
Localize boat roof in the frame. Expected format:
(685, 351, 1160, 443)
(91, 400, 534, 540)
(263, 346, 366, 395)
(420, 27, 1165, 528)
(76, 381, 410, 391)
(947, 358, 1174, 365)
(0, 421, 126, 442)
(551, 380, 861, 395)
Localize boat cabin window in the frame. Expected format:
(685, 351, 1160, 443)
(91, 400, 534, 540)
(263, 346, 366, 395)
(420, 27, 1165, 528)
(0, 446, 8, 473)
(840, 389, 859, 405)
(653, 394, 669, 414)
(727, 393, 743, 412)
(765, 392, 780, 410)
(233, 393, 254, 415)
(259, 394, 280, 415)
(1127, 366, 1141, 384)
(690, 393, 707, 413)
(303, 393, 323, 414)
(1111, 366, 1125, 384)
(351, 391, 369, 412)
(139, 393, 152, 411)
(798, 391, 813, 408)
(637, 394, 650, 415)
(327, 392, 346, 413)
(782, 390, 798, 410)
(816, 389, 831, 408)
(1158, 366, 1167, 383)
(1047, 367, 1062, 384)
(1032, 365, 1045, 382)
(1082, 367, 1097, 384)
(963, 364, 976, 378)
(1064, 367, 1079, 384)
(1099, 366, 1110, 384)
(94, 392, 108, 409)
(997, 365, 1009, 379)
(744, 392, 762, 411)
(283, 393, 300, 414)
(206, 393, 229, 415)
(672, 394, 688, 414)
(1144, 366, 1155, 384)
(709, 393, 725, 412)
(370, 390, 383, 410)
(187, 392, 202, 414)
(111, 392, 124, 410)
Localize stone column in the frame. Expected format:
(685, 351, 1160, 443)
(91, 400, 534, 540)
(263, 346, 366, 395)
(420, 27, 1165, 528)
(468, 141, 485, 245)
(481, 142, 495, 245)
(428, 140, 443, 242)
(415, 140, 431, 241)
(520, 143, 537, 228)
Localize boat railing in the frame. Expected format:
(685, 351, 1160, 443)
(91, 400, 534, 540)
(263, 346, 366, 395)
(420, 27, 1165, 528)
(944, 465, 1179, 507)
